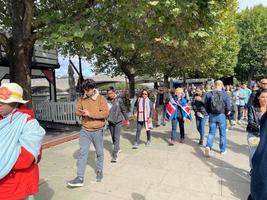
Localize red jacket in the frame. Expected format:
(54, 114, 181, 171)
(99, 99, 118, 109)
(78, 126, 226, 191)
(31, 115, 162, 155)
(0, 105, 42, 200)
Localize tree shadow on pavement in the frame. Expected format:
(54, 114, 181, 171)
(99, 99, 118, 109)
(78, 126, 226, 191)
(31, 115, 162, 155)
(121, 131, 145, 145)
(35, 179, 55, 200)
(150, 130, 170, 144)
(131, 192, 146, 200)
(186, 138, 250, 200)
(227, 139, 249, 157)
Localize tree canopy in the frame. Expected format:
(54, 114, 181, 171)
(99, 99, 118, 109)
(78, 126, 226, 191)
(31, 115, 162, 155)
(235, 5, 267, 83)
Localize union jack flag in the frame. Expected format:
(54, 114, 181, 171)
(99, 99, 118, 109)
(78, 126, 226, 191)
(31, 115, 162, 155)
(165, 97, 192, 121)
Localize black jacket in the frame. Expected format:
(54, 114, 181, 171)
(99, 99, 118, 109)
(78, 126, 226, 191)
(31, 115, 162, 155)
(191, 94, 208, 116)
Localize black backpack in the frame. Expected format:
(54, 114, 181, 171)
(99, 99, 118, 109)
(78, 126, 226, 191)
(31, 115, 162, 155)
(209, 91, 225, 114)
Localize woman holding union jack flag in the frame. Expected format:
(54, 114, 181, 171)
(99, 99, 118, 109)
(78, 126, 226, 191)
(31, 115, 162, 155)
(166, 88, 191, 145)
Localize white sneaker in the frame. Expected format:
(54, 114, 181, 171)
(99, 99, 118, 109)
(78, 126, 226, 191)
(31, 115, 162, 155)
(237, 120, 241, 125)
(221, 150, 227, 155)
(232, 121, 236, 125)
(132, 143, 139, 149)
(111, 157, 118, 163)
(146, 141, 151, 147)
(226, 128, 229, 132)
(205, 147, 211, 157)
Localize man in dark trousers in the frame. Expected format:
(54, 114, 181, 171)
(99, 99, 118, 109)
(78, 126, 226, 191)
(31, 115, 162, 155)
(107, 87, 129, 162)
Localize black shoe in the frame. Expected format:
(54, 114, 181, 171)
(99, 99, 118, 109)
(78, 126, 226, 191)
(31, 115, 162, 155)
(67, 176, 84, 187)
(198, 140, 203, 146)
(96, 171, 103, 182)
(162, 123, 166, 126)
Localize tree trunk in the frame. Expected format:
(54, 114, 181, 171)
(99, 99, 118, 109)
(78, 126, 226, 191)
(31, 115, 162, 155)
(182, 72, 186, 87)
(118, 62, 136, 98)
(8, 0, 35, 107)
(127, 74, 135, 98)
(163, 73, 169, 88)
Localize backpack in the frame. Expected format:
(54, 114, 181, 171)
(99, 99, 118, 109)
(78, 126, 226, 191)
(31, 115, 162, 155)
(209, 91, 225, 114)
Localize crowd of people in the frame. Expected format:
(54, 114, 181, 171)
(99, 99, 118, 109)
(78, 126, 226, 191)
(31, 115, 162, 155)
(0, 78, 266, 200)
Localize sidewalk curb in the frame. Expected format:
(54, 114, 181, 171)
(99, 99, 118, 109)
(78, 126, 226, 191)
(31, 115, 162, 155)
(42, 133, 79, 150)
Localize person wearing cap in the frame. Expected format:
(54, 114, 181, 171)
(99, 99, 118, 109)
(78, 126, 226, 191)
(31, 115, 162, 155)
(67, 79, 109, 187)
(0, 83, 45, 200)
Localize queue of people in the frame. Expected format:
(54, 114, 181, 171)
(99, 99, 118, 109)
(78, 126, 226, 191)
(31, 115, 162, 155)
(1, 78, 266, 200)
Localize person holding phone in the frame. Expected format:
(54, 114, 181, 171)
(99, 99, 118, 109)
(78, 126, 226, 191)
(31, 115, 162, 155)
(68, 79, 109, 187)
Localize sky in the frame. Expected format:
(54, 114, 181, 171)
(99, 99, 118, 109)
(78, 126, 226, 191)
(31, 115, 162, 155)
(238, 0, 267, 10)
(56, 0, 267, 77)
(56, 55, 93, 78)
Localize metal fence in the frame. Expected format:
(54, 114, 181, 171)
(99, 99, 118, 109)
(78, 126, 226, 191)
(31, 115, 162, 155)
(33, 101, 81, 125)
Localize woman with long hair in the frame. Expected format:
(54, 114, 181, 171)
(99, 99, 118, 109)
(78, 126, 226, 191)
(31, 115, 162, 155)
(192, 87, 208, 145)
(133, 89, 154, 149)
(247, 89, 267, 170)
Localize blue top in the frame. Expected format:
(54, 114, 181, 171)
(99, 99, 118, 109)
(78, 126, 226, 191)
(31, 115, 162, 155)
(233, 89, 246, 106)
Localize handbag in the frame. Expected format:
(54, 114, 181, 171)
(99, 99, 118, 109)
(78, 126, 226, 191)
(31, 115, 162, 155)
(246, 122, 260, 136)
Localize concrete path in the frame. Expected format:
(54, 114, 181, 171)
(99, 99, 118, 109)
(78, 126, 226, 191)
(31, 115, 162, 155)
(36, 120, 250, 200)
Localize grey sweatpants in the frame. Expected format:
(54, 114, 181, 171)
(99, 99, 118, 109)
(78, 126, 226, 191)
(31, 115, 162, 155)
(77, 128, 104, 178)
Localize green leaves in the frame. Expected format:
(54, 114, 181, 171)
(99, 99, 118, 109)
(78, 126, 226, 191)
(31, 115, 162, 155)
(235, 5, 267, 82)
(148, 1, 159, 6)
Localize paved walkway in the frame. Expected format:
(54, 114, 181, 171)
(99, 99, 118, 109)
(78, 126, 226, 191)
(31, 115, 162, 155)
(36, 120, 250, 200)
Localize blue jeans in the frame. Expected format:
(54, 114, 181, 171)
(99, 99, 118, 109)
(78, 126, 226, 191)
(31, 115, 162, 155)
(171, 118, 184, 140)
(206, 113, 227, 153)
(195, 115, 207, 142)
(77, 128, 104, 178)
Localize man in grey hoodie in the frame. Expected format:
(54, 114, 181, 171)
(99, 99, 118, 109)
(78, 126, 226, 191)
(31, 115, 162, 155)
(107, 87, 129, 162)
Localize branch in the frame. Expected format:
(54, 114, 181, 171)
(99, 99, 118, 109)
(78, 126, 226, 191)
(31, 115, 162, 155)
(23, 0, 33, 37)
(0, 32, 9, 51)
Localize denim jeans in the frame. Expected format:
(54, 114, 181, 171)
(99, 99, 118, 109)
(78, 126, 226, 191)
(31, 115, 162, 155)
(238, 105, 244, 120)
(195, 115, 207, 142)
(206, 113, 227, 152)
(77, 128, 104, 178)
(171, 118, 184, 140)
(247, 133, 260, 169)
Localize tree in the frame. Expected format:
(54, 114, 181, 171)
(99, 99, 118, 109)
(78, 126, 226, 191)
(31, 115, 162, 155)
(0, 0, 95, 103)
(0, 0, 36, 102)
(235, 5, 267, 83)
(137, 0, 239, 85)
(197, 0, 240, 79)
